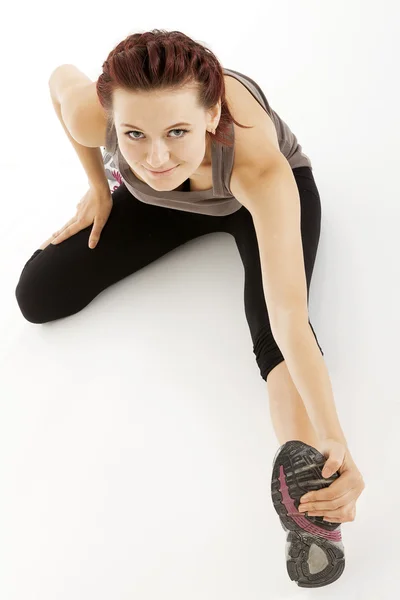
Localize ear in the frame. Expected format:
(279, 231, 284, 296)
(207, 100, 221, 130)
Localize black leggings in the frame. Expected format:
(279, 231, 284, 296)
(15, 166, 324, 381)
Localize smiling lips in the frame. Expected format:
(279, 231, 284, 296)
(146, 166, 177, 174)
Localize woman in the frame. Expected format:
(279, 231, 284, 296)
(15, 29, 365, 587)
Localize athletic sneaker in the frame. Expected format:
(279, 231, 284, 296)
(271, 440, 345, 588)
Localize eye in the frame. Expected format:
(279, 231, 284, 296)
(125, 128, 189, 140)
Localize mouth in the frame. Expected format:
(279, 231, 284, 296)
(145, 165, 179, 175)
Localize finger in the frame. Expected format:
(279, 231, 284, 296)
(322, 458, 343, 478)
(52, 217, 77, 238)
(300, 471, 356, 503)
(299, 489, 355, 513)
(88, 217, 105, 249)
(52, 223, 81, 244)
(307, 506, 346, 517)
(308, 510, 341, 519)
(307, 504, 353, 521)
(51, 220, 78, 243)
(321, 449, 346, 479)
(323, 510, 355, 524)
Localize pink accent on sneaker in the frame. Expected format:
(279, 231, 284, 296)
(279, 465, 342, 542)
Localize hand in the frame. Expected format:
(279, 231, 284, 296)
(50, 186, 113, 249)
(298, 438, 366, 524)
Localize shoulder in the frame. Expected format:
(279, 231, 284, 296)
(223, 73, 283, 174)
(69, 81, 109, 148)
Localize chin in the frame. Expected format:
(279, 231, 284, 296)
(151, 181, 183, 191)
(145, 168, 186, 186)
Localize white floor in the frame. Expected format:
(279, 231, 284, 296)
(1, 158, 397, 599)
(2, 3, 399, 598)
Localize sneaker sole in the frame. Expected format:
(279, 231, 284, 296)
(271, 440, 345, 588)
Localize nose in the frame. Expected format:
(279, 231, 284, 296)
(146, 139, 171, 169)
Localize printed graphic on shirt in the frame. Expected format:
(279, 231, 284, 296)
(102, 148, 122, 192)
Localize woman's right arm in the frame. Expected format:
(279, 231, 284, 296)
(48, 65, 110, 193)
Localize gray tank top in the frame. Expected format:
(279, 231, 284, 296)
(102, 67, 312, 216)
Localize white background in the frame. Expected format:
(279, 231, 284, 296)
(1, 1, 398, 598)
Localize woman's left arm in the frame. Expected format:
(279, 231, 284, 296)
(230, 159, 348, 445)
(231, 161, 366, 522)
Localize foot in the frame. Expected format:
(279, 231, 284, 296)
(271, 440, 345, 588)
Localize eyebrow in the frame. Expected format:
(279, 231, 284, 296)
(120, 121, 192, 130)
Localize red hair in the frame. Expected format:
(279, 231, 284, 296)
(96, 29, 252, 148)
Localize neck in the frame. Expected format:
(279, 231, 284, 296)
(204, 135, 213, 165)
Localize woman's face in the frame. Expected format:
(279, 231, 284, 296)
(113, 85, 220, 190)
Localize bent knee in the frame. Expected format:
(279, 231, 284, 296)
(15, 280, 54, 324)
(15, 251, 62, 324)
(15, 250, 92, 324)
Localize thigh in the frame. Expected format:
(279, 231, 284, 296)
(224, 167, 324, 379)
(15, 183, 215, 323)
